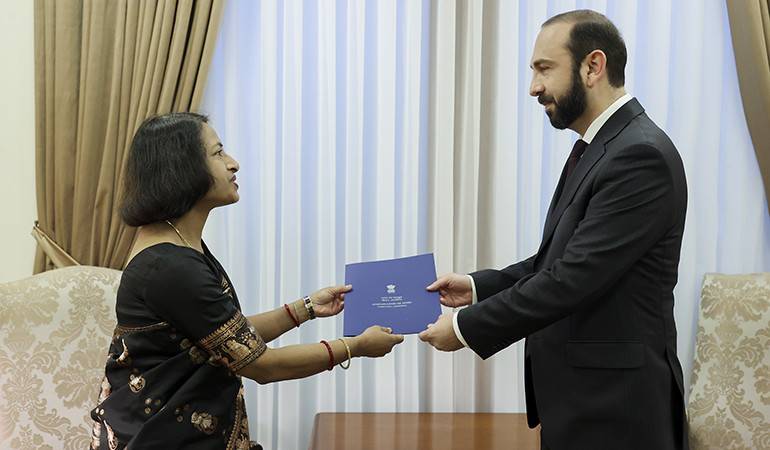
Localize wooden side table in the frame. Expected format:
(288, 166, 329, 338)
(309, 412, 540, 449)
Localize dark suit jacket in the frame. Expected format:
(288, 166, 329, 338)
(459, 99, 688, 450)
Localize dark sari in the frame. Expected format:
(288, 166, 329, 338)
(90, 242, 266, 449)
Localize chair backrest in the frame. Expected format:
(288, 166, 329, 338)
(688, 273, 770, 449)
(0, 266, 121, 449)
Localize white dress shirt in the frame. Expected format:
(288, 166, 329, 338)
(451, 93, 634, 349)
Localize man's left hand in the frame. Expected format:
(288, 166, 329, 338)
(418, 312, 463, 352)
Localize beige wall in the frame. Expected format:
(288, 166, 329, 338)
(0, 0, 37, 282)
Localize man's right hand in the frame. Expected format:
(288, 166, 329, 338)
(426, 273, 473, 307)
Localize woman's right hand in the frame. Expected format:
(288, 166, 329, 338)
(351, 326, 404, 358)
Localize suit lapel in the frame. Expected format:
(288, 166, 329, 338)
(538, 98, 646, 253)
(542, 160, 570, 236)
(540, 143, 605, 249)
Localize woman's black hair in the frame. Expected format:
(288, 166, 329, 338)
(120, 112, 213, 227)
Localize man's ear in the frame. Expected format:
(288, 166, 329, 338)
(584, 49, 607, 88)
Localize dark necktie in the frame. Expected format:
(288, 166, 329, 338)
(566, 139, 588, 178)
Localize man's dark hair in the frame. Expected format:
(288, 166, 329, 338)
(543, 10, 627, 87)
(120, 112, 213, 227)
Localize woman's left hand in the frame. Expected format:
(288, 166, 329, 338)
(309, 285, 352, 318)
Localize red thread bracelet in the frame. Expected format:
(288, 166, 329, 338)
(283, 304, 300, 327)
(320, 340, 334, 371)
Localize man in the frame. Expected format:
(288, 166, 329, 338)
(419, 10, 688, 450)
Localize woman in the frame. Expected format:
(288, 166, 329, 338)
(90, 112, 403, 449)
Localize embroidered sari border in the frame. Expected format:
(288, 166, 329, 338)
(114, 321, 170, 337)
(199, 312, 247, 350)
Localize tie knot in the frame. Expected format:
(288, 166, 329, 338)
(570, 139, 588, 159)
(565, 139, 588, 178)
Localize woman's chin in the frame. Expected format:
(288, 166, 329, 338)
(213, 194, 239, 207)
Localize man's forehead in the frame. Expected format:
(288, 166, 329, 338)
(530, 22, 572, 65)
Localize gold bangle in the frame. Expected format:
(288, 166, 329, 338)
(338, 338, 352, 370)
(292, 301, 304, 323)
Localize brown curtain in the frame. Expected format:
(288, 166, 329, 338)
(33, 0, 224, 272)
(726, 0, 770, 211)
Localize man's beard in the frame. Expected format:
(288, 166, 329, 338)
(539, 66, 587, 130)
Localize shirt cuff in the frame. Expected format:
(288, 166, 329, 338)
(467, 274, 478, 304)
(452, 311, 469, 348)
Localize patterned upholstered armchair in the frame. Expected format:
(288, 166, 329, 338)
(688, 273, 770, 449)
(0, 266, 121, 449)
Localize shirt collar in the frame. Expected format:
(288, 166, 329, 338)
(581, 93, 633, 144)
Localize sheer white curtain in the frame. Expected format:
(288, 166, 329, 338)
(201, 1, 770, 449)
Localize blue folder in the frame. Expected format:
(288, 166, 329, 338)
(343, 253, 442, 336)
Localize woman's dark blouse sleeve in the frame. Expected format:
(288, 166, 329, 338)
(143, 249, 266, 373)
